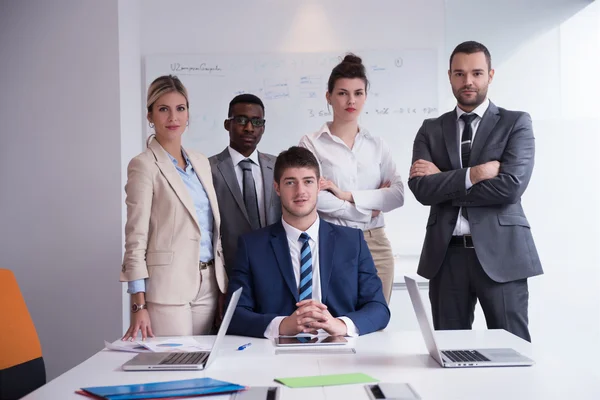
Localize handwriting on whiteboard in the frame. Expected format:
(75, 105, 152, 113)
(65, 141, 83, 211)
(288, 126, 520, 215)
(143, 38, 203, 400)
(307, 107, 438, 117)
(369, 107, 438, 115)
(170, 63, 224, 76)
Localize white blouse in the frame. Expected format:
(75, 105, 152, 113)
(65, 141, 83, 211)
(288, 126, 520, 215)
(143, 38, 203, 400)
(299, 122, 404, 230)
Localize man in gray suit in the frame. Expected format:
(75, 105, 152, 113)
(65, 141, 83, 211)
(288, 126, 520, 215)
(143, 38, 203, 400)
(210, 94, 281, 278)
(408, 41, 543, 342)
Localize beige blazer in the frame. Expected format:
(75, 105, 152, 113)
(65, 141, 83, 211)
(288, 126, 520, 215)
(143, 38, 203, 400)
(120, 138, 227, 305)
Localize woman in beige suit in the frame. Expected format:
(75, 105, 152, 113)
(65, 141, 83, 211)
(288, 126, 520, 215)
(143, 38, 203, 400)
(120, 75, 227, 340)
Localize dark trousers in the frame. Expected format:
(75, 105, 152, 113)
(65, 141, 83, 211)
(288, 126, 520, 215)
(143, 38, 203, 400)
(429, 246, 531, 342)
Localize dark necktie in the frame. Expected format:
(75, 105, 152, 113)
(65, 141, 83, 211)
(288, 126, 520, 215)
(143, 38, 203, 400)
(239, 159, 261, 230)
(460, 113, 477, 168)
(460, 113, 477, 220)
(298, 232, 313, 301)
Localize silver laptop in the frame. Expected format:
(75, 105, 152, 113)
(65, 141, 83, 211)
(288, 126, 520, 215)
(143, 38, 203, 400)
(404, 276, 534, 368)
(122, 287, 242, 371)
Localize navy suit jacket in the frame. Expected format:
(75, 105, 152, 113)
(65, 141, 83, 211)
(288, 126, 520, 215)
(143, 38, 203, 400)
(226, 219, 390, 338)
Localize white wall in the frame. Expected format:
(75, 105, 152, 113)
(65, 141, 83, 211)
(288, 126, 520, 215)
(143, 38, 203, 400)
(0, 0, 123, 380)
(445, 0, 600, 352)
(118, 0, 144, 333)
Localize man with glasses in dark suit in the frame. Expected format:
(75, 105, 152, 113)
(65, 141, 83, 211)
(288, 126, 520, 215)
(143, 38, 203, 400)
(209, 94, 281, 282)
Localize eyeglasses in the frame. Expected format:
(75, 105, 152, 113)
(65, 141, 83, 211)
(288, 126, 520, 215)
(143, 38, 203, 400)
(228, 115, 266, 128)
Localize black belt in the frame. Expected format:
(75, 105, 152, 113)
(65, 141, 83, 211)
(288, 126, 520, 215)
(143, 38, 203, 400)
(449, 235, 474, 248)
(199, 260, 214, 270)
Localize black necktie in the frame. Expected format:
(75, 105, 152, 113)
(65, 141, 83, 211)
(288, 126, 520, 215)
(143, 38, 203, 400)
(460, 113, 477, 220)
(460, 113, 477, 168)
(239, 159, 261, 230)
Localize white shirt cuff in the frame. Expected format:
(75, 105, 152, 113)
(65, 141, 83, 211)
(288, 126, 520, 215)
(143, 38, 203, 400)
(264, 316, 286, 338)
(339, 317, 359, 337)
(465, 167, 473, 190)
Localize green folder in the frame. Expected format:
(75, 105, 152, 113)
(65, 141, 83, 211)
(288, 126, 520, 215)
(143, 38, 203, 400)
(275, 373, 378, 388)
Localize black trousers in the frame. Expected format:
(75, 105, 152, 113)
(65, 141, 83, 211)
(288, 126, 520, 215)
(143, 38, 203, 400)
(429, 245, 531, 342)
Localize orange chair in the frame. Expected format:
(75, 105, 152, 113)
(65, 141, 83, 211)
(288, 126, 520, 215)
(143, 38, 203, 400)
(0, 269, 46, 399)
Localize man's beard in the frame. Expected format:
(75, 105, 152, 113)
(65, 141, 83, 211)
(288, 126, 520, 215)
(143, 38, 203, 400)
(455, 87, 487, 109)
(282, 201, 316, 219)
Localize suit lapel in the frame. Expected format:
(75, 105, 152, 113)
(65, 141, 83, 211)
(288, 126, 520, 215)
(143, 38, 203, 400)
(270, 222, 298, 302)
(216, 149, 250, 223)
(318, 221, 335, 305)
(187, 149, 220, 229)
(149, 139, 200, 231)
(442, 111, 461, 170)
(258, 152, 275, 224)
(470, 102, 500, 165)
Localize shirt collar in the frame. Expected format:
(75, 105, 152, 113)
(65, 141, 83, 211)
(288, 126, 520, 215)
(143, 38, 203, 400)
(314, 121, 372, 140)
(455, 98, 490, 121)
(281, 216, 320, 244)
(166, 148, 191, 168)
(228, 146, 260, 167)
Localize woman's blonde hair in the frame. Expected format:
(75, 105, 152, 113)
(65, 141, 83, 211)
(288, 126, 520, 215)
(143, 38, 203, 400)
(146, 75, 189, 112)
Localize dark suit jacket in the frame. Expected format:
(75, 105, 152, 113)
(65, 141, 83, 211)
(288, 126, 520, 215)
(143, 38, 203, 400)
(209, 148, 281, 276)
(408, 101, 543, 283)
(226, 220, 390, 338)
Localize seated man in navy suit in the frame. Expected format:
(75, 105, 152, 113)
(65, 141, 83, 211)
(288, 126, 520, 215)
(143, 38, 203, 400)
(227, 146, 390, 338)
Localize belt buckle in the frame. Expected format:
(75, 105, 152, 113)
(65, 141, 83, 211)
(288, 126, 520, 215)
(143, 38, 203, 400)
(463, 235, 474, 249)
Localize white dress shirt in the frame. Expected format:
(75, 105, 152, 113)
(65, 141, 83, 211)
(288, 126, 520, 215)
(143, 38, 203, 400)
(299, 123, 404, 231)
(263, 216, 358, 338)
(227, 146, 266, 227)
(453, 98, 490, 236)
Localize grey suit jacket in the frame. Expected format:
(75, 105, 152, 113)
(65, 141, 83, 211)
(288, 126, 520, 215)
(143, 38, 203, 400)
(209, 148, 282, 275)
(408, 101, 543, 283)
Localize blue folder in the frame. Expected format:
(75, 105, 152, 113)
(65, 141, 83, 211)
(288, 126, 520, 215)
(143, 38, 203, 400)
(80, 377, 245, 400)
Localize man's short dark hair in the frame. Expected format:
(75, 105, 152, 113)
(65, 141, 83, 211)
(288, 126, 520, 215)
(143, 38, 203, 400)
(228, 94, 265, 117)
(274, 146, 320, 183)
(449, 41, 492, 71)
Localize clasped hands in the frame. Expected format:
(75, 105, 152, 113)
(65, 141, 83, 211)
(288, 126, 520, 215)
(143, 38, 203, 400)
(279, 299, 347, 336)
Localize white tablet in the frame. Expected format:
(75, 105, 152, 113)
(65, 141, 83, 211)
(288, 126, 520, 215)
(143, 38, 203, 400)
(274, 335, 348, 347)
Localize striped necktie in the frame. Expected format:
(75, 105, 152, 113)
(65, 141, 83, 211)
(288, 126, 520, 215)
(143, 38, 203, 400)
(298, 232, 312, 301)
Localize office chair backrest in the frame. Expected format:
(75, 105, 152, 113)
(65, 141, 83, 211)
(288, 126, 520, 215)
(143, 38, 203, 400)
(0, 269, 46, 399)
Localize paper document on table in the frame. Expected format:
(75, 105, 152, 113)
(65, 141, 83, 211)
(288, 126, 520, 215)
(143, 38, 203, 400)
(103, 340, 150, 353)
(137, 337, 212, 353)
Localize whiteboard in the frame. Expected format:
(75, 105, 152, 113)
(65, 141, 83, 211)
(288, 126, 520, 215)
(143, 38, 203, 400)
(145, 50, 438, 256)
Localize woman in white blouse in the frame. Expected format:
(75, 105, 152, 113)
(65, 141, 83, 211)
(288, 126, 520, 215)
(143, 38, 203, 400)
(299, 54, 404, 304)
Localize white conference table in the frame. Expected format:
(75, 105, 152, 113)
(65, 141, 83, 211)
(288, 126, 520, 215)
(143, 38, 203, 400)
(23, 330, 600, 400)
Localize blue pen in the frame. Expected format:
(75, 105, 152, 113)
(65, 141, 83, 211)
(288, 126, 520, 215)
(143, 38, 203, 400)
(237, 342, 252, 351)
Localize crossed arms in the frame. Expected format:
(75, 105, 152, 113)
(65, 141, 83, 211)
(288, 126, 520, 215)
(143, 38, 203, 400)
(408, 113, 535, 207)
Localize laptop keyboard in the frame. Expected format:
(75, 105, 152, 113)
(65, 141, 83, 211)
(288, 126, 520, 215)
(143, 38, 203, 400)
(442, 350, 490, 363)
(159, 351, 209, 365)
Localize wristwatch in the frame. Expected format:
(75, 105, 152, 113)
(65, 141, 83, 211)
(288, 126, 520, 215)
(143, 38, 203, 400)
(131, 303, 147, 313)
